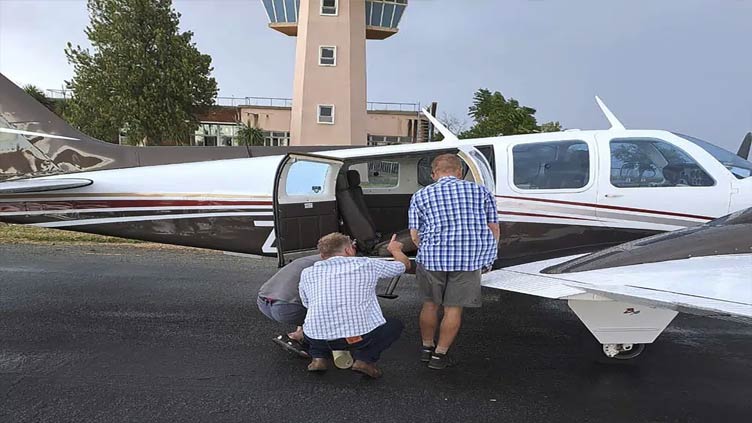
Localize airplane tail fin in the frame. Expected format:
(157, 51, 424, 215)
(0, 72, 129, 180)
(737, 132, 751, 160)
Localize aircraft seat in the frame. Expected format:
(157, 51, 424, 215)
(336, 169, 416, 256)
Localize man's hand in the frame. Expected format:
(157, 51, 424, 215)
(386, 234, 404, 254)
(386, 234, 411, 271)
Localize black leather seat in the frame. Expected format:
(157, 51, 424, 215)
(336, 170, 416, 256)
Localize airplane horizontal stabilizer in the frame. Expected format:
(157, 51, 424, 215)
(0, 178, 93, 194)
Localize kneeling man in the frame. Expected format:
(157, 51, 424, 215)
(300, 233, 410, 378)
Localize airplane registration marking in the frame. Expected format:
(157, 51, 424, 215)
(253, 220, 277, 254)
(31, 212, 273, 228)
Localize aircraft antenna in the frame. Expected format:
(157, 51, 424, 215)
(421, 108, 458, 142)
(595, 96, 626, 131)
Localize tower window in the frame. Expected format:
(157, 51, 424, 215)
(317, 105, 335, 124)
(321, 0, 337, 16)
(319, 46, 336, 66)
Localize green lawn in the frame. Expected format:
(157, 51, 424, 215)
(0, 222, 143, 244)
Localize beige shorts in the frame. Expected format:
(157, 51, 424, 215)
(416, 264, 482, 308)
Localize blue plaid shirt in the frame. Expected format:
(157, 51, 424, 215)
(299, 256, 405, 340)
(408, 176, 498, 271)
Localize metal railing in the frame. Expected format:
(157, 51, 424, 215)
(367, 101, 420, 112)
(216, 96, 293, 108)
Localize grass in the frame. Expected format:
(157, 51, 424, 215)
(0, 222, 143, 244)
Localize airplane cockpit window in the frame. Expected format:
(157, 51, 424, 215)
(610, 139, 714, 188)
(512, 140, 590, 190)
(673, 133, 752, 179)
(285, 161, 330, 195)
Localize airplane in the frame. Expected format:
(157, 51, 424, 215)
(2, 73, 751, 359)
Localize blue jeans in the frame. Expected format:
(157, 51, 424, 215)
(257, 296, 307, 326)
(304, 318, 404, 364)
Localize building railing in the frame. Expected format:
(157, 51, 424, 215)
(367, 101, 420, 112)
(216, 96, 293, 108)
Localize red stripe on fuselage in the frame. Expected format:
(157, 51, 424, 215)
(497, 195, 713, 221)
(498, 210, 595, 221)
(0, 199, 273, 212)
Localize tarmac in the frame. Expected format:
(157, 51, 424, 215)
(1, 244, 751, 422)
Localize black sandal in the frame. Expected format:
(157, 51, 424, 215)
(272, 334, 310, 358)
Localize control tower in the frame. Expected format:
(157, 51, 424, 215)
(261, 0, 408, 146)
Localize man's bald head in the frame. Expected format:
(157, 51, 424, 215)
(431, 154, 463, 179)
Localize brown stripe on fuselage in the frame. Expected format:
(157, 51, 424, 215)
(497, 195, 713, 221)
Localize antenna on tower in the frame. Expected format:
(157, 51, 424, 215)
(595, 96, 625, 131)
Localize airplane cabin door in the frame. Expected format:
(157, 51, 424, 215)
(457, 145, 496, 193)
(273, 154, 344, 266)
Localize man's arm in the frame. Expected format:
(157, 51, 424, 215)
(409, 229, 420, 248)
(407, 196, 421, 248)
(386, 234, 411, 272)
(488, 222, 500, 242)
(484, 189, 500, 242)
(298, 270, 310, 308)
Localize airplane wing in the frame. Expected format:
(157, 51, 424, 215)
(482, 254, 752, 323)
(0, 178, 93, 193)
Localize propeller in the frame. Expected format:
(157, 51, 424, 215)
(0, 127, 79, 141)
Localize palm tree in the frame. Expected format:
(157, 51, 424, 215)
(22, 84, 54, 110)
(236, 121, 265, 146)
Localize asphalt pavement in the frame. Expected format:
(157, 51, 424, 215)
(1, 244, 751, 422)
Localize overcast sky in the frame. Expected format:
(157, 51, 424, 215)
(0, 0, 750, 151)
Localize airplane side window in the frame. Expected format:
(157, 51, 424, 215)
(417, 156, 470, 187)
(353, 161, 400, 189)
(610, 139, 715, 188)
(286, 161, 330, 195)
(512, 141, 590, 190)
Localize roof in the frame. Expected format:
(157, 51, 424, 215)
(194, 106, 239, 124)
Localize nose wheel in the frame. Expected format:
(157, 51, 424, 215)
(602, 343, 646, 360)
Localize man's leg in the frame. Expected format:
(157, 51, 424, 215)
(435, 306, 463, 354)
(303, 334, 331, 372)
(419, 301, 439, 347)
(352, 318, 404, 364)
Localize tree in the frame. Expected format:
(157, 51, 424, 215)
(236, 122, 265, 146)
(64, 0, 218, 145)
(539, 121, 562, 133)
(458, 89, 562, 138)
(432, 112, 467, 141)
(22, 84, 54, 110)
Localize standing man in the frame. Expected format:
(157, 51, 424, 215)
(257, 254, 321, 357)
(300, 233, 410, 379)
(408, 153, 499, 370)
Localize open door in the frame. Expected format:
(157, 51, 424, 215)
(273, 153, 344, 266)
(458, 145, 496, 193)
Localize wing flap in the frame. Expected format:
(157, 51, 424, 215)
(482, 269, 586, 299)
(0, 178, 93, 193)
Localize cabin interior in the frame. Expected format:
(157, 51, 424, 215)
(275, 146, 495, 263)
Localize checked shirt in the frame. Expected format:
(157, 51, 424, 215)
(408, 176, 499, 272)
(299, 256, 405, 340)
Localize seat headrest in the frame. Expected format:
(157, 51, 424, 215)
(346, 170, 361, 188)
(336, 172, 349, 191)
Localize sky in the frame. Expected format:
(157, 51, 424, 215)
(0, 0, 750, 152)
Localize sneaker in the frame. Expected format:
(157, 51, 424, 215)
(427, 352, 457, 370)
(419, 346, 435, 363)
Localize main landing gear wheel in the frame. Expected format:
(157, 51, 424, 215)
(602, 343, 646, 360)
